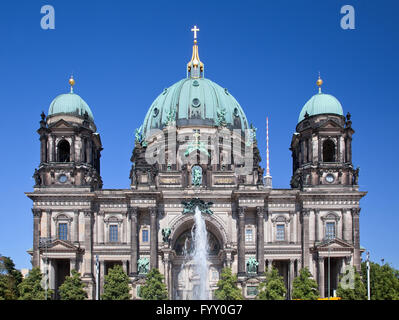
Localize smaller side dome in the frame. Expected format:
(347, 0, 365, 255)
(298, 76, 343, 123)
(48, 93, 94, 121)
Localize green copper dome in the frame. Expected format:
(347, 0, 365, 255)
(142, 78, 249, 137)
(48, 92, 94, 121)
(298, 92, 343, 123)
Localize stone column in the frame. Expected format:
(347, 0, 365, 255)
(122, 212, 127, 243)
(149, 207, 158, 269)
(70, 256, 76, 273)
(70, 136, 75, 162)
(122, 260, 128, 274)
(129, 207, 138, 275)
(256, 206, 265, 274)
(302, 209, 310, 268)
(46, 210, 52, 238)
(314, 209, 320, 243)
(73, 210, 79, 243)
(40, 136, 46, 163)
(83, 211, 93, 277)
(87, 139, 93, 165)
(289, 259, 295, 299)
(267, 259, 273, 272)
(289, 212, 295, 244)
(237, 206, 246, 275)
(318, 256, 325, 298)
(32, 209, 42, 267)
(100, 260, 105, 295)
(352, 208, 361, 271)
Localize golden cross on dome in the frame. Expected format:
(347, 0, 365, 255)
(191, 25, 200, 40)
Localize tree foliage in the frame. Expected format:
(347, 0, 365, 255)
(361, 261, 399, 300)
(0, 255, 23, 300)
(17, 267, 52, 300)
(336, 268, 367, 300)
(102, 264, 131, 300)
(58, 269, 87, 300)
(292, 268, 319, 300)
(257, 267, 287, 300)
(140, 268, 168, 300)
(214, 268, 243, 300)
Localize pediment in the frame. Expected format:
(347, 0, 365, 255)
(316, 119, 343, 130)
(50, 119, 74, 129)
(44, 239, 81, 252)
(314, 238, 354, 250)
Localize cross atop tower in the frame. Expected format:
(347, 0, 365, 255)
(191, 25, 200, 40)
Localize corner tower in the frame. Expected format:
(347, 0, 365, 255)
(34, 76, 103, 190)
(290, 76, 358, 189)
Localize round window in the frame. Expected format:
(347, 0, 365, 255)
(192, 98, 201, 108)
(192, 80, 199, 87)
(233, 107, 239, 117)
(58, 174, 68, 183)
(153, 107, 159, 117)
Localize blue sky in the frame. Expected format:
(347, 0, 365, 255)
(0, 0, 398, 270)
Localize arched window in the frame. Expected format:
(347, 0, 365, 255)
(323, 139, 336, 162)
(57, 140, 70, 162)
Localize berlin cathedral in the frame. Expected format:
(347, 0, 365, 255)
(26, 26, 366, 300)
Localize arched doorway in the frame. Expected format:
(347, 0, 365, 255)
(170, 217, 225, 300)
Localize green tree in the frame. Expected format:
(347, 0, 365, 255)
(102, 265, 131, 300)
(214, 268, 243, 300)
(140, 268, 168, 300)
(0, 255, 23, 300)
(361, 261, 399, 300)
(257, 267, 287, 300)
(58, 269, 87, 300)
(292, 268, 319, 300)
(336, 268, 367, 300)
(17, 267, 52, 300)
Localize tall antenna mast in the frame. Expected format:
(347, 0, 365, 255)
(264, 117, 272, 188)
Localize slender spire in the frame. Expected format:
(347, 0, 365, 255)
(316, 72, 323, 94)
(187, 25, 204, 78)
(69, 75, 75, 93)
(264, 116, 272, 188)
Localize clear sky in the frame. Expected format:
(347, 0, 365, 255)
(0, 0, 398, 270)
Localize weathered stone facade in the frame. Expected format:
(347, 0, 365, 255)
(26, 38, 366, 300)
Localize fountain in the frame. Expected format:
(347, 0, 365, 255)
(178, 206, 210, 300)
(191, 206, 210, 299)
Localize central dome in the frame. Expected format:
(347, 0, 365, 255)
(142, 77, 249, 137)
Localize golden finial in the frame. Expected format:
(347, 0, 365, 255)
(187, 25, 204, 78)
(69, 75, 75, 93)
(316, 72, 323, 93)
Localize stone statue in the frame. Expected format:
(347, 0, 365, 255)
(216, 108, 227, 127)
(353, 167, 360, 185)
(246, 257, 259, 274)
(191, 166, 202, 186)
(137, 257, 149, 275)
(162, 228, 171, 243)
(33, 169, 41, 186)
(181, 198, 213, 215)
(163, 107, 176, 127)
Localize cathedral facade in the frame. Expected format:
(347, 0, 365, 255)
(26, 28, 366, 300)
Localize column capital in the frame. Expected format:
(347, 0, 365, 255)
(128, 206, 138, 217)
(149, 206, 157, 216)
(302, 208, 311, 217)
(238, 206, 246, 217)
(83, 211, 92, 218)
(256, 206, 264, 217)
(351, 207, 361, 216)
(32, 209, 42, 218)
(318, 256, 325, 263)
